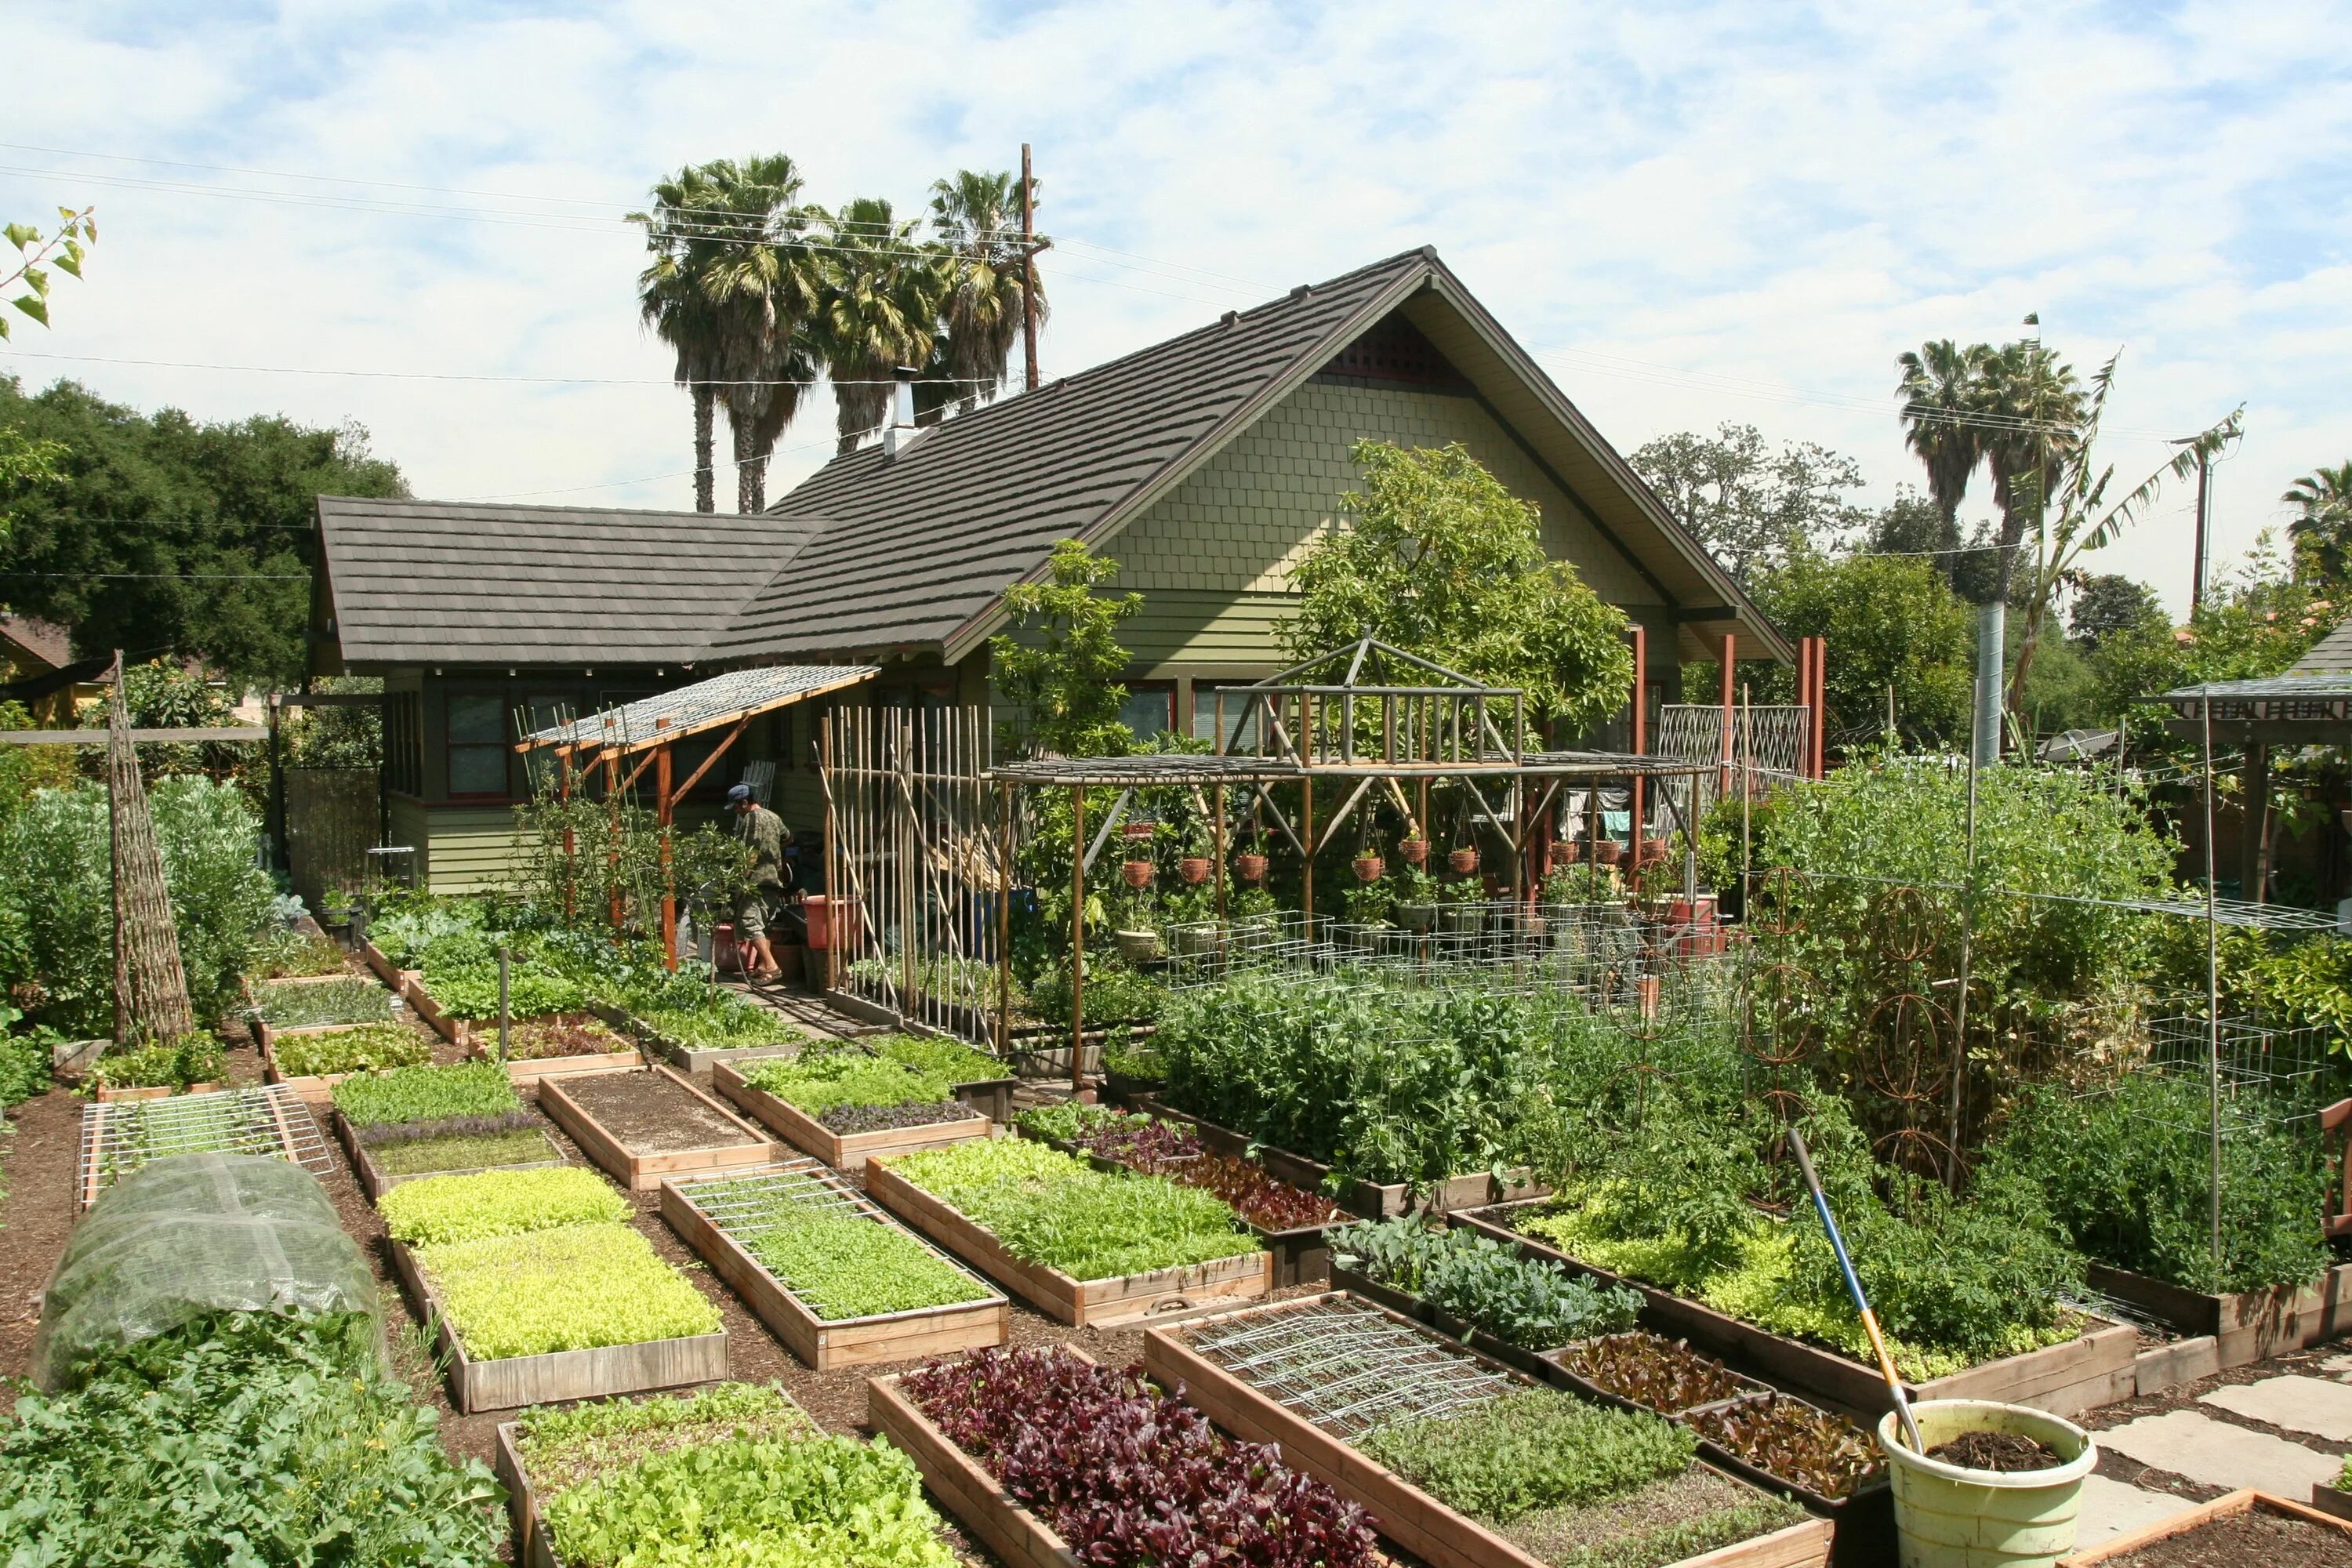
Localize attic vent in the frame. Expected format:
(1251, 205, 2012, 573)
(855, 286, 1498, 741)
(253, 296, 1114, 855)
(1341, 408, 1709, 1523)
(1220, 310, 1238, 327)
(1319, 313, 1471, 390)
(1290, 285, 1311, 299)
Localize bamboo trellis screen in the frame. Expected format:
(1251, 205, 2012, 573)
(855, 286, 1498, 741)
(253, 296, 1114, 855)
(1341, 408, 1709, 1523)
(1653, 702, 1811, 824)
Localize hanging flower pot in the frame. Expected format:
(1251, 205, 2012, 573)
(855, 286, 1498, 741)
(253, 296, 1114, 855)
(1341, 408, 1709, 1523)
(1121, 858, 1155, 888)
(1235, 851, 1268, 883)
(1121, 819, 1156, 842)
(1398, 837, 1428, 866)
(1447, 847, 1480, 875)
(1642, 836, 1670, 865)
(1177, 856, 1212, 885)
(1594, 839, 1624, 866)
(1554, 839, 1583, 865)
(1352, 855, 1385, 882)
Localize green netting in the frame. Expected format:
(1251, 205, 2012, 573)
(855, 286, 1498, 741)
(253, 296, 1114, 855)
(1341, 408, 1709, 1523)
(30, 1152, 381, 1389)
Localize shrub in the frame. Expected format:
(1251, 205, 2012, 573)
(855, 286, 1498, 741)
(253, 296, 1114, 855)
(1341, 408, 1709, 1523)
(379, 1165, 628, 1246)
(419, 1223, 720, 1359)
(331, 1060, 520, 1127)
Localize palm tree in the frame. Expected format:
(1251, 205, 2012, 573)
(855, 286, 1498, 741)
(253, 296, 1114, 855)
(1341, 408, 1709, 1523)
(1893, 339, 1987, 581)
(2283, 462, 2352, 583)
(814, 198, 946, 455)
(928, 169, 1045, 416)
(633, 166, 728, 513)
(697, 156, 822, 512)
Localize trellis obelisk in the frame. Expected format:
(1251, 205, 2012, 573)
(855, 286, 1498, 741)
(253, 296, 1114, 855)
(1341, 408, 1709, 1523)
(106, 652, 196, 1043)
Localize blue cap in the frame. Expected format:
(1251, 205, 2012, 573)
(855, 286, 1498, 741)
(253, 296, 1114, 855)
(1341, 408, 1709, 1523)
(727, 783, 753, 804)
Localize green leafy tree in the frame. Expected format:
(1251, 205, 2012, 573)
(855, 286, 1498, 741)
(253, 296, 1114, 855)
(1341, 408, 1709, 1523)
(1751, 550, 1972, 747)
(2, 206, 94, 341)
(0, 424, 64, 552)
(1284, 440, 1633, 736)
(991, 539, 1141, 758)
(0, 376, 405, 690)
(2283, 460, 2352, 585)
(2067, 572, 2163, 645)
(1628, 422, 1867, 589)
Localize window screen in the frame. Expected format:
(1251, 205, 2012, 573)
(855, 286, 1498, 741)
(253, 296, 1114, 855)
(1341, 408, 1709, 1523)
(1192, 686, 1262, 753)
(445, 693, 508, 797)
(1118, 684, 1174, 742)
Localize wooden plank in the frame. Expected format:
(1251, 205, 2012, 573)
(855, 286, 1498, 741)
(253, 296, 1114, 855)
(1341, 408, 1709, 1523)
(537, 1066, 782, 1192)
(2135, 1334, 2222, 1398)
(2089, 1261, 2337, 1370)
(711, 1060, 991, 1171)
(1144, 1298, 1829, 1568)
(483, 1044, 648, 1086)
(386, 1237, 728, 1414)
(869, 1371, 1083, 1568)
(659, 1163, 1007, 1371)
(493, 1422, 554, 1568)
(865, 1155, 1272, 1328)
(2058, 1488, 2352, 1564)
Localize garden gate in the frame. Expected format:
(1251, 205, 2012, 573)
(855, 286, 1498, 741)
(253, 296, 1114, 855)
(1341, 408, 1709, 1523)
(285, 767, 376, 914)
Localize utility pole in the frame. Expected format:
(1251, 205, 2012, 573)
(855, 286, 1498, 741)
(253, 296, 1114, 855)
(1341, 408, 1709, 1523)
(2190, 445, 2212, 612)
(1020, 143, 1040, 392)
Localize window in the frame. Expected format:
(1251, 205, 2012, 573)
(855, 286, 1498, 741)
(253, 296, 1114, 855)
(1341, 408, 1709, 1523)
(384, 691, 423, 795)
(1119, 684, 1175, 742)
(521, 695, 572, 795)
(445, 692, 510, 797)
(1191, 685, 1261, 753)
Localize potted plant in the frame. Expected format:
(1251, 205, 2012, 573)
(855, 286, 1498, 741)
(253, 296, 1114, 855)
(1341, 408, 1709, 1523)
(1641, 834, 1671, 866)
(1109, 882, 1163, 964)
(1341, 880, 1393, 935)
(1351, 848, 1385, 882)
(1397, 832, 1428, 866)
(1177, 854, 1213, 884)
(1120, 816, 1157, 843)
(1446, 844, 1479, 875)
(1234, 824, 1269, 884)
(1121, 855, 1155, 888)
(1437, 876, 1487, 935)
(1594, 837, 1624, 867)
(1552, 837, 1581, 865)
(1392, 863, 1439, 933)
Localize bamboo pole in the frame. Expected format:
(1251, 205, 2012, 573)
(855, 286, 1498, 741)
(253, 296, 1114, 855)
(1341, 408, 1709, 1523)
(997, 779, 1013, 1059)
(821, 715, 840, 992)
(1070, 784, 1086, 1092)
(655, 720, 676, 971)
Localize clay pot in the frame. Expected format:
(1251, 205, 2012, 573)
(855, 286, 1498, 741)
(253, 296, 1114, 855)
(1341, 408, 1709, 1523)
(1235, 852, 1269, 883)
(1121, 820, 1156, 842)
(1642, 837, 1671, 865)
(1554, 840, 1583, 865)
(1447, 847, 1480, 875)
(1594, 840, 1624, 866)
(1121, 858, 1155, 888)
(1177, 856, 1213, 885)
(1352, 855, 1385, 883)
(1399, 837, 1429, 866)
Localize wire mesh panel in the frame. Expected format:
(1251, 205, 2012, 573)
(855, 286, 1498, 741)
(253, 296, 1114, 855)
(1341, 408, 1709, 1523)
(1176, 1294, 1514, 1439)
(78, 1085, 332, 1209)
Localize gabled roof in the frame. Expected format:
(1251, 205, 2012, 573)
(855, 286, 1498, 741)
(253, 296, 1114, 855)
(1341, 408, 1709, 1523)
(317, 497, 822, 668)
(715, 245, 1787, 666)
(0, 615, 72, 671)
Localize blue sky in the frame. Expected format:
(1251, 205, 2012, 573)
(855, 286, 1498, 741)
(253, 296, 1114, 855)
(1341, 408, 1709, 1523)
(7, 0, 2350, 614)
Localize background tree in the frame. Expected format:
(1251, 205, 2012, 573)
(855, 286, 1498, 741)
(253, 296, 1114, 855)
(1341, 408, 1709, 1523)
(0, 378, 406, 690)
(2, 206, 94, 341)
(2067, 572, 2164, 646)
(698, 156, 821, 513)
(1751, 550, 1973, 747)
(815, 198, 944, 455)
(1893, 339, 1985, 587)
(990, 538, 1142, 758)
(1284, 440, 1634, 737)
(1629, 422, 1867, 588)
(633, 165, 731, 514)
(2283, 461, 2352, 585)
(1866, 487, 1952, 561)
(927, 169, 1044, 418)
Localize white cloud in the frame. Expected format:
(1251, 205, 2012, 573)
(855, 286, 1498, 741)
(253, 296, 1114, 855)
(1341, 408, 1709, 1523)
(4, 0, 2347, 615)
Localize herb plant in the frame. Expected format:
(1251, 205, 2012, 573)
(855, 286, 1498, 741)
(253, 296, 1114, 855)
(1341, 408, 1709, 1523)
(253, 975, 393, 1028)
(378, 1164, 627, 1245)
(1358, 1387, 1694, 1523)
(332, 1059, 520, 1127)
(902, 1346, 1377, 1568)
(517, 1382, 817, 1497)
(419, 1222, 721, 1359)
(268, 1021, 429, 1077)
(1335, 1215, 1642, 1349)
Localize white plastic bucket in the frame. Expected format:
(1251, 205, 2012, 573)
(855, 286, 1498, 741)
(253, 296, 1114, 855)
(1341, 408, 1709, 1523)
(1876, 1399, 2098, 1568)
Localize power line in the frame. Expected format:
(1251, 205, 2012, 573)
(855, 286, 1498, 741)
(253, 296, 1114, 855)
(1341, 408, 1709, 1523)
(0, 571, 310, 580)
(0, 349, 998, 387)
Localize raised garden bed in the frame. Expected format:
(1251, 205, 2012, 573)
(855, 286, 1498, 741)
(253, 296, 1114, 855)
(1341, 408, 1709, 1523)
(872, 1344, 1378, 1568)
(259, 1020, 434, 1103)
(536, 1065, 782, 1191)
(2091, 1261, 2352, 1395)
(2058, 1487, 2352, 1564)
(471, 1012, 644, 1083)
(1457, 1197, 2137, 1421)
(592, 997, 806, 1075)
(333, 1105, 567, 1200)
(2308, 1476, 2352, 1524)
(1145, 1292, 1831, 1568)
(381, 1167, 726, 1412)
(1133, 1092, 1542, 1218)
(331, 1058, 561, 1200)
(660, 1160, 1007, 1369)
(77, 1083, 333, 1209)
(866, 1141, 1270, 1328)
(713, 1057, 989, 1171)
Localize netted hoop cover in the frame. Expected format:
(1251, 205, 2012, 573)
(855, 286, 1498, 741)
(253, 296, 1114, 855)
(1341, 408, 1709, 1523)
(31, 1152, 379, 1388)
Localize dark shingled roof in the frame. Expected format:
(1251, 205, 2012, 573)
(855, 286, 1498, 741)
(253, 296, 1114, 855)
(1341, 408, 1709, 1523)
(318, 497, 821, 667)
(709, 249, 1438, 661)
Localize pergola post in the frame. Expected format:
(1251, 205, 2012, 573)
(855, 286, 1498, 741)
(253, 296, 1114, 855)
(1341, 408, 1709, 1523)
(1300, 778, 1316, 943)
(1070, 784, 1087, 1093)
(604, 746, 622, 938)
(1718, 633, 1737, 799)
(1213, 782, 1227, 924)
(996, 780, 1013, 1058)
(1629, 624, 1648, 862)
(655, 719, 676, 970)
(2242, 741, 2270, 903)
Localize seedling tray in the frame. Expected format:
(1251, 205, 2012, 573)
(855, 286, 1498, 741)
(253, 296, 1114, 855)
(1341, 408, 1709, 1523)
(1132, 1094, 1542, 1218)
(865, 1153, 1272, 1328)
(332, 1107, 567, 1201)
(869, 1352, 1100, 1568)
(2058, 1487, 2352, 1563)
(78, 1083, 332, 1210)
(712, 1058, 991, 1171)
(2089, 1261, 2352, 1393)
(387, 1236, 728, 1414)
(537, 1065, 783, 1191)
(661, 1160, 1007, 1370)
(1455, 1197, 2136, 1421)
(1144, 1293, 1831, 1568)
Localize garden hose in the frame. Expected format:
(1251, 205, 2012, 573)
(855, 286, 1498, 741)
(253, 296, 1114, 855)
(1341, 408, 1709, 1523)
(1783, 1124, 1925, 1454)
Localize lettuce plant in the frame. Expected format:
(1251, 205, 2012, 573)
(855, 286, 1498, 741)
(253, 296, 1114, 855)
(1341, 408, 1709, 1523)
(419, 1223, 720, 1359)
(379, 1165, 627, 1245)
(332, 1060, 520, 1127)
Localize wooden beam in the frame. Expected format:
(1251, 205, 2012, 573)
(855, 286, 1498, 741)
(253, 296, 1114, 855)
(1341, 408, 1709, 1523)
(668, 713, 752, 808)
(0, 726, 267, 745)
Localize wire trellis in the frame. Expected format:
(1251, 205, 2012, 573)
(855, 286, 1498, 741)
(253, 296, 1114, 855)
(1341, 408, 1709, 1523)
(78, 1084, 332, 1209)
(1177, 1295, 1514, 1440)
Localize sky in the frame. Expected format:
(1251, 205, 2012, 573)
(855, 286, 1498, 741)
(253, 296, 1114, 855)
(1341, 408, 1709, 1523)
(6, 1, 2350, 617)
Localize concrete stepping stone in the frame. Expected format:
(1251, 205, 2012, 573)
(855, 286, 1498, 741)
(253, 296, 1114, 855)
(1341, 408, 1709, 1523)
(2073, 1474, 2201, 1545)
(2098, 1409, 2341, 1495)
(2203, 1374, 2352, 1441)
(2321, 1352, 2352, 1381)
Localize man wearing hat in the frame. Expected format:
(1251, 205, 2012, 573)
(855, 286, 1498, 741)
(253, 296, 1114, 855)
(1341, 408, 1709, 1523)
(728, 783, 790, 982)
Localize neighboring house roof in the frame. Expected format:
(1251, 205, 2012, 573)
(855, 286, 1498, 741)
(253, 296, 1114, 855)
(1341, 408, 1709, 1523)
(317, 497, 822, 668)
(0, 615, 73, 671)
(715, 245, 1786, 665)
(2159, 613, 2352, 706)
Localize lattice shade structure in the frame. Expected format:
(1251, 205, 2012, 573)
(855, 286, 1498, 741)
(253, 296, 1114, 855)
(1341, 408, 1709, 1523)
(105, 654, 196, 1043)
(517, 664, 880, 756)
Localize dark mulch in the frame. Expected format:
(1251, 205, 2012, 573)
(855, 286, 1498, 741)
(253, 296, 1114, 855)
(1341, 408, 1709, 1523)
(2107, 1506, 2352, 1566)
(818, 1098, 982, 1134)
(1926, 1429, 2065, 1472)
(552, 1070, 756, 1154)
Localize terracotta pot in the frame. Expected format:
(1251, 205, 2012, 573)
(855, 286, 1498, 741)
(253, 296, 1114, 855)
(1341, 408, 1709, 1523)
(1594, 840, 1624, 866)
(1352, 855, 1385, 882)
(1121, 858, 1155, 888)
(1447, 847, 1479, 875)
(1642, 836, 1671, 865)
(1554, 840, 1582, 865)
(1235, 852, 1268, 883)
(1399, 838, 1428, 866)
(1177, 856, 1212, 885)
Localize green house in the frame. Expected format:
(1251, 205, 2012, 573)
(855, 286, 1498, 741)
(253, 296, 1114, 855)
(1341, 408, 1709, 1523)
(312, 247, 1786, 893)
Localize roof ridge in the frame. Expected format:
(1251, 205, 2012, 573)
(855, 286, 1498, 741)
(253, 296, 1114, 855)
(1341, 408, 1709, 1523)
(318, 495, 828, 524)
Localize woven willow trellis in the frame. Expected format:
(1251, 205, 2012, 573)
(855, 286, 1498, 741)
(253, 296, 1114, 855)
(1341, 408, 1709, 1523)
(106, 654, 195, 1043)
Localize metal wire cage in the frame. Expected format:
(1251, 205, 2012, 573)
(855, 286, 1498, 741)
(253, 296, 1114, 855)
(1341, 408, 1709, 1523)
(1174, 1294, 1515, 1440)
(77, 1084, 332, 1210)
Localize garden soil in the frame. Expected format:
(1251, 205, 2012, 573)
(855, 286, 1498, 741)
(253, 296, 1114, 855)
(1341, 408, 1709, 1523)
(556, 1069, 757, 1153)
(2104, 1508, 2352, 1566)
